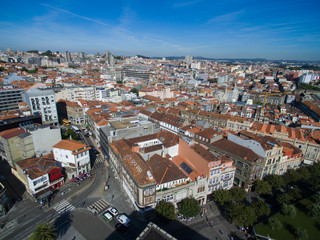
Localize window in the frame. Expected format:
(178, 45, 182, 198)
(197, 186, 205, 193)
(163, 194, 173, 202)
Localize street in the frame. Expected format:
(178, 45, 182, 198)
(0, 126, 246, 240)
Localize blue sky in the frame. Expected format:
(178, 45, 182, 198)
(1, 0, 320, 60)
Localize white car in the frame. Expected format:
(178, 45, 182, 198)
(116, 214, 131, 227)
(107, 207, 118, 216)
(102, 211, 113, 222)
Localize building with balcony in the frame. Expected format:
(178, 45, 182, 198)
(15, 153, 64, 200)
(23, 88, 58, 125)
(53, 140, 91, 179)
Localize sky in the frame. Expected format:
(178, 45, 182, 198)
(1, 0, 320, 60)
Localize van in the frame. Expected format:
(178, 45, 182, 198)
(71, 126, 80, 132)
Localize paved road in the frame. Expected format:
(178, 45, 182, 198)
(0, 126, 247, 240)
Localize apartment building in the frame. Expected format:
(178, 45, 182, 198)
(99, 116, 160, 157)
(0, 86, 24, 112)
(15, 154, 64, 199)
(108, 130, 235, 210)
(249, 122, 320, 164)
(229, 132, 283, 177)
(53, 140, 91, 179)
(211, 139, 265, 190)
(23, 88, 58, 125)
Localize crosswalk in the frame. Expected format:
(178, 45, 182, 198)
(87, 198, 109, 213)
(95, 157, 104, 164)
(53, 200, 75, 214)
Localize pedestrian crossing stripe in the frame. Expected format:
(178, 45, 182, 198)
(53, 200, 75, 214)
(87, 199, 108, 213)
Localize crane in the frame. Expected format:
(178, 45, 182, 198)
(259, 92, 289, 115)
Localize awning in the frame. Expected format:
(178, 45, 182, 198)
(36, 189, 52, 199)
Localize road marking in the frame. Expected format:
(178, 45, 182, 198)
(88, 199, 109, 213)
(53, 200, 75, 214)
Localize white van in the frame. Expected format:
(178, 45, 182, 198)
(71, 125, 80, 132)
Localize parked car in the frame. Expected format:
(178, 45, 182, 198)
(107, 207, 118, 216)
(90, 146, 99, 155)
(61, 187, 71, 196)
(102, 211, 113, 222)
(116, 214, 131, 227)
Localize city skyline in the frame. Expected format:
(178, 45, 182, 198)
(1, 0, 320, 61)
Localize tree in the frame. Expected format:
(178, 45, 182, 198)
(277, 192, 294, 205)
(251, 200, 270, 219)
(116, 80, 123, 84)
(230, 187, 246, 203)
(130, 88, 139, 96)
(28, 68, 38, 74)
(229, 204, 257, 227)
(63, 129, 78, 140)
(298, 167, 311, 181)
(212, 189, 231, 206)
(30, 222, 57, 240)
(264, 174, 284, 191)
(288, 188, 302, 201)
(308, 203, 320, 218)
(283, 169, 301, 185)
(295, 227, 309, 240)
(313, 191, 320, 204)
(254, 180, 272, 195)
(281, 204, 296, 218)
(27, 50, 39, 54)
(267, 217, 282, 231)
(40, 50, 54, 57)
(178, 198, 200, 218)
(156, 200, 175, 221)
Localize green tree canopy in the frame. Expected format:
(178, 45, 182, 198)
(295, 227, 309, 240)
(264, 174, 284, 191)
(40, 50, 54, 57)
(250, 200, 270, 219)
(313, 191, 320, 204)
(229, 204, 257, 227)
(308, 203, 320, 218)
(230, 187, 246, 203)
(178, 198, 200, 218)
(281, 204, 296, 218)
(30, 222, 57, 240)
(156, 200, 175, 221)
(27, 50, 39, 54)
(277, 192, 294, 205)
(283, 169, 302, 185)
(254, 180, 272, 195)
(28, 68, 38, 74)
(63, 129, 78, 140)
(130, 88, 139, 96)
(212, 189, 231, 206)
(268, 217, 282, 231)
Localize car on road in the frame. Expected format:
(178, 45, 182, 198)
(61, 187, 71, 196)
(102, 211, 113, 222)
(116, 214, 131, 227)
(90, 146, 99, 155)
(107, 207, 118, 216)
